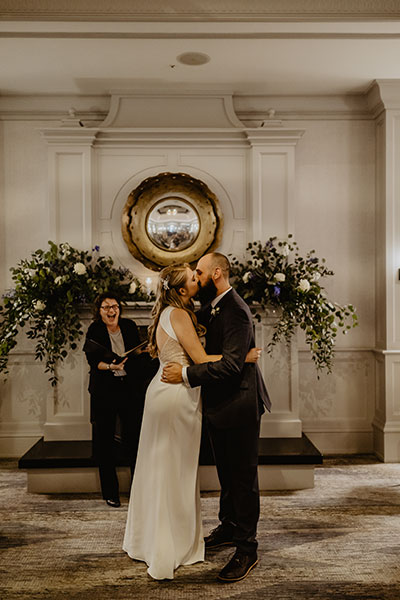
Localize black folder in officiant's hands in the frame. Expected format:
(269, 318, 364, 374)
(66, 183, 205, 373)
(83, 338, 148, 362)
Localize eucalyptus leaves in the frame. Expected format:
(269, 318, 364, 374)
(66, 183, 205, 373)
(230, 236, 358, 373)
(0, 242, 152, 386)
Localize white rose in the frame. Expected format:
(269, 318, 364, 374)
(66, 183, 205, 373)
(54, 276, 63, 285)
(298, 279, 311, 292)
(61, 243, 71, 257)
(311, 272, 321, 282)
(242, 271, 251, 284)
(73, 262, 86, 276)
(274, 273, 286, 282)
(34, 300, 46, 311)
(278, 244, 290, 257)
(129, 281, 137, 294)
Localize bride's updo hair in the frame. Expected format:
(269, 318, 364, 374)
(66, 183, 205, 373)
(147, 263, 206, 358)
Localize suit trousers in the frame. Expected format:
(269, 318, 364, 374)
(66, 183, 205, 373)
(91, 378, 143, 500)
(206, 417, 261, 554)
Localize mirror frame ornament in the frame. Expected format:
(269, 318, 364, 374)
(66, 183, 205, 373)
(122, 172, 224, 271)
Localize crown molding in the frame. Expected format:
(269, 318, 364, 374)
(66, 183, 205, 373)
(244, 128, 304, 146)
(237, 110, 372, 122)
(1, 0, 400, 22)
(234, 94, 372, 121)
(366, 79, 400, 117)
(39, 125, 306, 149)
(2, 20, 400, 39)
(0, 92, 375, 122)
(0, 95, 109, 121)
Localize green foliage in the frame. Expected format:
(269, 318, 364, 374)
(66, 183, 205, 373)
(0, 242, 153, 386)
(230, 236, 358, 373)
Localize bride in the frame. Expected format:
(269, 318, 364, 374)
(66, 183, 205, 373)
(122, 263, 259, 580)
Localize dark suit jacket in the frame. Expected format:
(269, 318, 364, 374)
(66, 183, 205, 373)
(187, 288, 271, 429)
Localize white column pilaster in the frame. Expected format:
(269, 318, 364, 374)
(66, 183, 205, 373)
(41, 124, 98, 441)
(246, 126, 304, 437)
(368, 80, 400, 461)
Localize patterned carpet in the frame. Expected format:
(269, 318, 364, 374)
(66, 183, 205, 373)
(1, 456, 400, 600)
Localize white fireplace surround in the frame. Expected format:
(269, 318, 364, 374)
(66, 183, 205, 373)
(36, 91, 304, 444)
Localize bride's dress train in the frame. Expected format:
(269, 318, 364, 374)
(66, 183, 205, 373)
(123, 306, 204, 580)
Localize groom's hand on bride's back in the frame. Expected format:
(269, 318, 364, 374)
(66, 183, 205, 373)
(161, 362, 183, 384)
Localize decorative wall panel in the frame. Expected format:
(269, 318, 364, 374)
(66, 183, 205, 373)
(0, 92, 379, 456)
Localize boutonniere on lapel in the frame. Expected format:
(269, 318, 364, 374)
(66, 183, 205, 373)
(210, 306, 221, 320)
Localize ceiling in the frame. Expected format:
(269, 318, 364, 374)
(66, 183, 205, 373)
(1, 2, 400, 98)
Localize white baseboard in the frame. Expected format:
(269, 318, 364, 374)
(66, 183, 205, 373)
(304, 431, 373, 455)
(373, 424, 400, 462)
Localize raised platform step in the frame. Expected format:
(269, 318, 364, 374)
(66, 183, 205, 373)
(19, 434, 323, 469)
(19, 434, 322, 492)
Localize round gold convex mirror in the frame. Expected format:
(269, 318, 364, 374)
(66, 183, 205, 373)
(146, 197, 200, 252)
(122, 172, 223, 271)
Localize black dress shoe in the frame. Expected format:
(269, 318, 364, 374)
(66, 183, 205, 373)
(204, 524, 234, 549)
(106, 499, 121, 508)
(217, 550, 258, 582)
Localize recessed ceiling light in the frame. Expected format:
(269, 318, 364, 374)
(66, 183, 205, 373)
(177, 52, 211, 66)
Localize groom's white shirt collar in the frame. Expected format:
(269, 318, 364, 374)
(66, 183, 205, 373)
(211, 286, 232, 308)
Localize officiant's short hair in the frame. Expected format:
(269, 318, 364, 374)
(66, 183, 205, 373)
(209, 252, 230, 277)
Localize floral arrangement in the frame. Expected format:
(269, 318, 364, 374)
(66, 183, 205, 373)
(230, 235, 358, 373)
(0, 242, 153, 385)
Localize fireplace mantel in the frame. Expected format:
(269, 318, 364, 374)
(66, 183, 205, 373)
(42, 303, 301, 442)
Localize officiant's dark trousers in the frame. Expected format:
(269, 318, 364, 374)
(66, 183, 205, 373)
(207, 417, 261, 554)
(91, 379, 143, 500)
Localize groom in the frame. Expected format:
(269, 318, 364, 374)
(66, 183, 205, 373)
(162, 252, 270, 582)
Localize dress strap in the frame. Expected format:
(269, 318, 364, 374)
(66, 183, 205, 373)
(159, 306, 178, 342)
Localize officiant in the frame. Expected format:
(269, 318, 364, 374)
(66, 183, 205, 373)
(84, 292, 157, 508)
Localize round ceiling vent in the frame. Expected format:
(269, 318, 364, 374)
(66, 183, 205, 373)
(176, 52, 211, 66)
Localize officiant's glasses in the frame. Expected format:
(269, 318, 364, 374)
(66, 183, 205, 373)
(100, 304, 119, 312)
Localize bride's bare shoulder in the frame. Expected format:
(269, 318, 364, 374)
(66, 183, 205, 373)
(169, 307, 194, 328)
(170, 307, 189, 319)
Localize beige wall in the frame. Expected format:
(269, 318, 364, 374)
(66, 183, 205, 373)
(292, 119, 376, 453)
(0, 100, 377, 456)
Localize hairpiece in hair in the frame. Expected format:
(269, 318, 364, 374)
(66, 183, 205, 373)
(161, 276, 170, 290)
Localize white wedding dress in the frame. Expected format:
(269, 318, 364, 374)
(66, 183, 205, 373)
(122, 306, 204, 580)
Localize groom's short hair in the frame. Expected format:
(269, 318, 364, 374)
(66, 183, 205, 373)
(209, 252, 230, 278)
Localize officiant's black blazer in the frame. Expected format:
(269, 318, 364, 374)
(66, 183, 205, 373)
(85, 318, 157, 398)
(187, 288, 271, 429)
